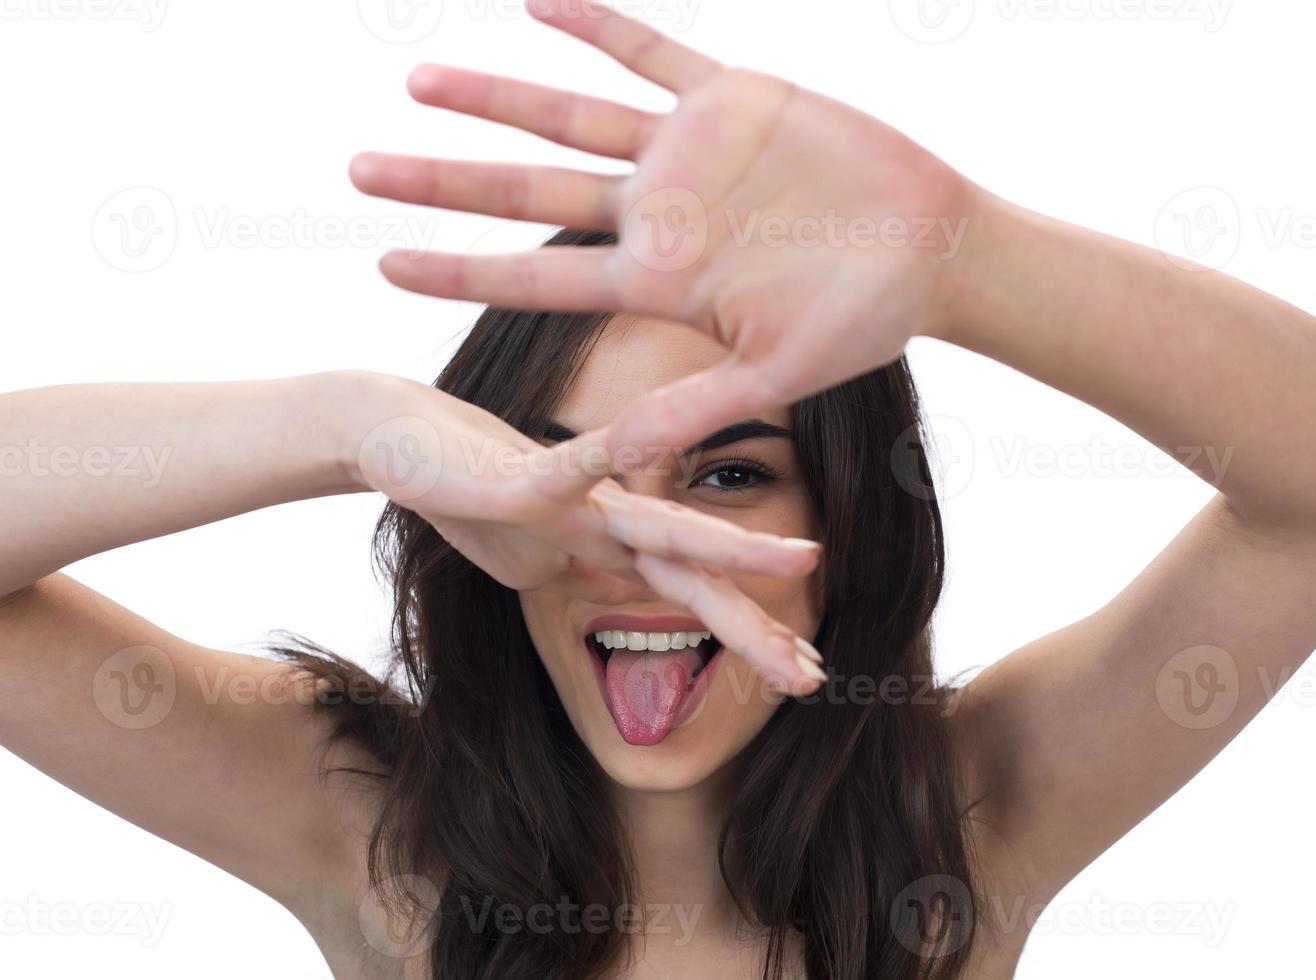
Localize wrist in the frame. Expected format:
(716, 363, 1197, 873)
(917, 182, 1015, 348)
(308, 370, 436, 494)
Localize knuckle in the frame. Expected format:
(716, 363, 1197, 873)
(500, 167, 534, 221)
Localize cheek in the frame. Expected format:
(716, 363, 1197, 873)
(517, 591, 602, 720)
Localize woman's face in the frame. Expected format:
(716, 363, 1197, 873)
(519, 315, 824, 793)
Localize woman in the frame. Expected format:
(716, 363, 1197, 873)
(2, 1, 1313, 978)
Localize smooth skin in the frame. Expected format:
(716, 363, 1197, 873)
(3, 0, 1316, 977)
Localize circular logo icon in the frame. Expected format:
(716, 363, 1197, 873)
(1155, 644, 1239, 730)
(890, 873, 974, 957)
(358, 874, 441, 958)
(91, 186, 177, 273)
(889, 0, 975, 45)
(622, 186, 708, 273)
(358, 416, 445, 503)
(890, 413, 975, 501)
(358, 0, 444, 43)
(93, 645, 177, 730)
(1154, 185, 1241, 272)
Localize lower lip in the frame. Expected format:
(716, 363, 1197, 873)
(586, 641, 726, 746)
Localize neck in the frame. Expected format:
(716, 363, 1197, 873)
(608, 760, 745, 938)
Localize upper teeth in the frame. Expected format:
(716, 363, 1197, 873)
(594, 630, 712, 652)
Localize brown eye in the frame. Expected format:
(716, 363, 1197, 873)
(690, 458, 781, 493)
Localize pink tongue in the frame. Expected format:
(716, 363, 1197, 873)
(605, 648, 704, 745)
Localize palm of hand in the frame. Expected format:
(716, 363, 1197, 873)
(351, 0, 968, 454)
(609, 67, 964, 433)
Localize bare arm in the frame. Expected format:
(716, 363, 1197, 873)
(0, 373, 359, 599)
(0, 373, 389, 910)
(938, 192, 1316, 902)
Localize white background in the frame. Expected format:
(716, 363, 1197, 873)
(2, 0, 1314, 976)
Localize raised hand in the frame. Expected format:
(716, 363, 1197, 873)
(349, 0, 972, 463)
(349, 374, 825, 690)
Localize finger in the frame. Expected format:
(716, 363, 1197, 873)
(549, 511, 642, 577)
(484, 430, 636, 574)
(484, 428, 613, 515)
(527, 0, 721, 94)
(351, 153, 621, 230)
(407, 64, 659, 161)
(524, 427, 616, 502)
(606, 358, 785, 467)
(379, 246, 625, 311)
(632, 553, 826, 695)
(589, 482, 821, 578)
(490, 475, 641, 576)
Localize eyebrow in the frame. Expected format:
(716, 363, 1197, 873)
(542, 418, 793, 456)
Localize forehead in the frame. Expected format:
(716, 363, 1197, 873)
(556, 315, 792, 431)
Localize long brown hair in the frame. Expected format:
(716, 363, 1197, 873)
(277, 227, 979, 979)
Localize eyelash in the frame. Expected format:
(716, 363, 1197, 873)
(688, 456, 784, 494)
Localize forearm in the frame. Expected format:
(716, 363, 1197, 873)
(0, 371, 382, 596)
(928, 188, 1316, 528)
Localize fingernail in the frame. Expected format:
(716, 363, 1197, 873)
(592, 487, 631, 512)
(794, 650, 826, 683)
(794, 636, 823, 665)
(781, 537, 822, 552)
(406, 64, 445, 93)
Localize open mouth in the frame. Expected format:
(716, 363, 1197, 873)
(585, 629, 723, 684)
(582, 627, 725, 745)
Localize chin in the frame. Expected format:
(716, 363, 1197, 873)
(594, 742, 724, 793)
